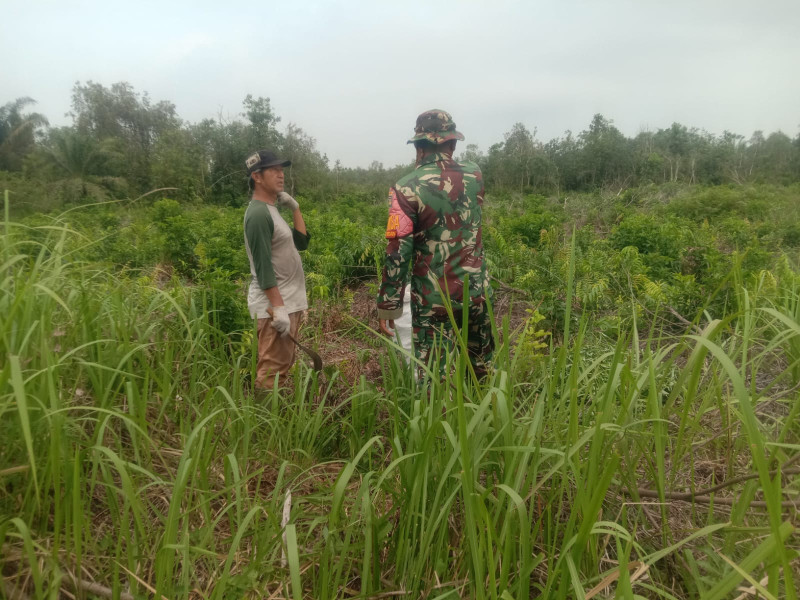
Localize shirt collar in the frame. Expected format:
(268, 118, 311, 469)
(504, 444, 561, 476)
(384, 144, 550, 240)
(417, 151, 451, 167)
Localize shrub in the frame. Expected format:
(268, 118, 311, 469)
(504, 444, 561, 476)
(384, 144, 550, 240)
(505, 211, 564, 247)
(1, 171, 57, 215)
(666, 186, 769, 222)
(609, 214, 686, 279)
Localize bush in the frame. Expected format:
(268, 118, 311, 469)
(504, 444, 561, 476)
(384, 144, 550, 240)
(780, 222, 800, 247)
(666, 186, 769, 222)
(0, 171, 57, 215)
(609, 214, 686, 280)
(505, 210, 564, 248)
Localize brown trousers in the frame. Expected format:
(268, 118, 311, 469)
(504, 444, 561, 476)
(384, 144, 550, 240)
(256, 311, 303, 390)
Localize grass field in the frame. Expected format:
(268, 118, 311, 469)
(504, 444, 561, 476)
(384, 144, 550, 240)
(2, 188, 800, 599)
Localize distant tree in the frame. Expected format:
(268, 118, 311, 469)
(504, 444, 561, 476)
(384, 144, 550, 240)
(653, 123, 689, 182)
(718, 130, 747, 184)
(484, 142, 505, 188)
(545, 131, 581, 191)
(692, 130, 727, 184)
(482, 123, 556, 193)
(332, 157, 412, 196)
(578, 114, 632, 189)
(0, 97, 48, 171)
(334, 159, 342, 193)
(792, 127, 800, 179)
(503, 123, 538, 191)
(459, 143, 486, 169)
(281, 123, 328, 195)
(192, 116, 250, 205)
(151, 128, 209, 200)
(242, 94, 282, 150)
(754, 131, 796, 183)
(365, 160, 387, 187)
(26, 126, 125, 203)
(70, 81, 180, 191)
(632, 130, 664, 183)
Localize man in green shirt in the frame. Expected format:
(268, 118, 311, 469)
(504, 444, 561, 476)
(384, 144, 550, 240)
(243, 149, 311, 390)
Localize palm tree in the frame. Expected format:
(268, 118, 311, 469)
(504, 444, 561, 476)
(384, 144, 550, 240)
(42, 127, 124, 203)
(0, 97, 48, 171)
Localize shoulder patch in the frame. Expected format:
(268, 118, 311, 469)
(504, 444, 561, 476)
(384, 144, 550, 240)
(385, 214, 400, 238)
(385, 188, 414, 240)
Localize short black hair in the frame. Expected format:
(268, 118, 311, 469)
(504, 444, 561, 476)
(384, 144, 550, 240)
(413, 139, 436, 151)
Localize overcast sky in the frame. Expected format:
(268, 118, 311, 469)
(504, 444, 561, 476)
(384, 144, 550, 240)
(3, 0, 799, 168)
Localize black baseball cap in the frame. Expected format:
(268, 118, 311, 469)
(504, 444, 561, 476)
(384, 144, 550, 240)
(245, 150, 291, 176)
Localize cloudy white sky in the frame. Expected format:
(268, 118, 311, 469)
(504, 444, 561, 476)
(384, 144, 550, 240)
(2, 0, 799, 167)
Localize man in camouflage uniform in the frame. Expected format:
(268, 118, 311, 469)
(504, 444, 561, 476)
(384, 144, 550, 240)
(377, 109, 494, 377)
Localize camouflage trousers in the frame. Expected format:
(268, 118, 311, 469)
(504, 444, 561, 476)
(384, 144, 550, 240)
(412, 302, 494, 378)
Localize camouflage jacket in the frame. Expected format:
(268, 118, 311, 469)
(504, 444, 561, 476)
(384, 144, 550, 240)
(377, 152, 491, 321)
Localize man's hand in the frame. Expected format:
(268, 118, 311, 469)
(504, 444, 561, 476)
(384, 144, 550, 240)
(270, 305, 291, 337)
(379, 318, 395, 337)
(277, 192, 299, 211)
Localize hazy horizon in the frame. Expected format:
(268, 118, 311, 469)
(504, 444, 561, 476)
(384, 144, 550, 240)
(3, 0, 798, 168)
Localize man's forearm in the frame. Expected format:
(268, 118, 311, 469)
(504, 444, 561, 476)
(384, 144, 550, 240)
(291, 208, 306, 235)
(264, 286, 284, 307)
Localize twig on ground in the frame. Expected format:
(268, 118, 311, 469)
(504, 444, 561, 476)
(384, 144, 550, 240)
(626, 489, 797, 509)
(66, 578, 135, 600)
(639, 302, 702, 335)
(625, 460, 800, 508)
(664, 305, 702, 334)
(687, 467, 800, 498)
(490, 275, 528, 295)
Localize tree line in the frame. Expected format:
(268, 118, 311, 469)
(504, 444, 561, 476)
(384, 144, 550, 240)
(2, 82, 799, 212)
(476, 115, 800, 194)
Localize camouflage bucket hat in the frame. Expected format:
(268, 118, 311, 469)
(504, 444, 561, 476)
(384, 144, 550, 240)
(407, 109, 465, 144)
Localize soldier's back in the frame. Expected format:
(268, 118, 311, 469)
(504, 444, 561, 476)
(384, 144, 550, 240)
(396, 153, 487, 313)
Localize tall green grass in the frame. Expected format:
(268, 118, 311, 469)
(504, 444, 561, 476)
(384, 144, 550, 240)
(1, 193, 798, 598)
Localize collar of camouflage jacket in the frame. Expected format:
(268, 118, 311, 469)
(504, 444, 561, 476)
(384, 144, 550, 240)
(417, 151, 453, 167)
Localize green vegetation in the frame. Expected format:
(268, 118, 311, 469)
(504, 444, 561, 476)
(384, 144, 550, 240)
(2, 178, 800, 597)
(1, 85, 800, 597)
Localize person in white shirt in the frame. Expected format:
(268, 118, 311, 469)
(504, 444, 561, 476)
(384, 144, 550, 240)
(242, 150, 311, 390)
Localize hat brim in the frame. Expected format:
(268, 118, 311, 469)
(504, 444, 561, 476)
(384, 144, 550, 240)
(248, 158, 292, 175)
(407, 131, 465, 145)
